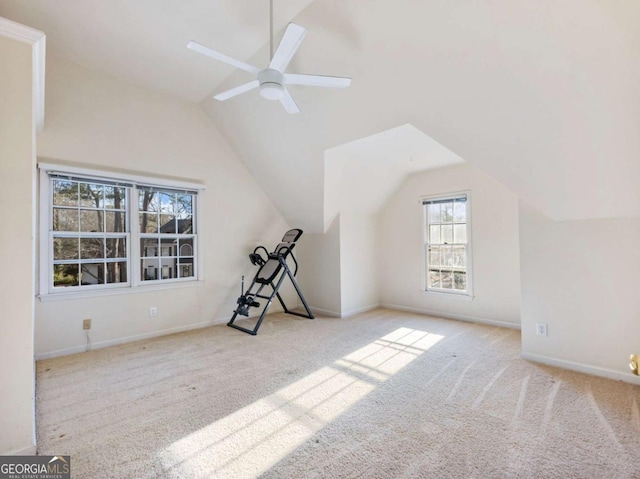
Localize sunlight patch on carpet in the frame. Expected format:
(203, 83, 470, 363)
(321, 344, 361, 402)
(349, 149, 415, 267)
(160, 327, 443, 478)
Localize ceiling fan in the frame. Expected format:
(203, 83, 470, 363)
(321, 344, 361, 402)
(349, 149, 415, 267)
(187, 2, 351, 113)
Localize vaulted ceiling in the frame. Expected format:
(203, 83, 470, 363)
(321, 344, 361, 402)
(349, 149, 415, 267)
(3, 0, 639, 232)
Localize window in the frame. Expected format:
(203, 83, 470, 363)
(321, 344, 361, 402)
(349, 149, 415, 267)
(423, 193, 471, 295)
(51, 178, 129, 289)
(138, 188, 195, 282)
(40, 166, 200, 296)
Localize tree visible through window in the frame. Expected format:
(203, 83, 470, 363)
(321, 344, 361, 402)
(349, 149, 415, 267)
(51, 179, 128, 288)
(424, 194, 471, 294)
(43, 170, 199, 294)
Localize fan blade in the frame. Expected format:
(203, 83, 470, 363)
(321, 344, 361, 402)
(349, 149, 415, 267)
(269, 23, 307, 72)
(285, 73, 351, 88)
(279, 88, 300, 114)
(214, 80, 260, 101)
(187, 41, 260, 74)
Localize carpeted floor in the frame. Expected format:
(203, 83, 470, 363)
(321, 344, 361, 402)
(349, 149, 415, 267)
(36, 309, 640, 478)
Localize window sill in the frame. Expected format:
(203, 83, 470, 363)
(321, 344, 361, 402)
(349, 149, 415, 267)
(38, 280, 204, 302)
(421, 289, 474, 301)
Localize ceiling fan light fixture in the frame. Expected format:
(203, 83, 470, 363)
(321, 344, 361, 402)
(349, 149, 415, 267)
(258, 68, 284, 100)
(259, 82, 284, 100)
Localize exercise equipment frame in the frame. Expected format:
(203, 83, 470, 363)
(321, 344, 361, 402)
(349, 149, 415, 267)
(228, 229, 314, 335)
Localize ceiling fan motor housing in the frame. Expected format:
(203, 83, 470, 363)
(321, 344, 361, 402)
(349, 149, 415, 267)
(258, 69, 285, 100)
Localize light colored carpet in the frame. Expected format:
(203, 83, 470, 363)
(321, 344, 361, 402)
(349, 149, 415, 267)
(36, 309, 640, 478)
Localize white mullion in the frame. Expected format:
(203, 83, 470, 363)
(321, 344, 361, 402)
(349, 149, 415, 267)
(194, 191, 200, 280)
(131, 186, 141, 287)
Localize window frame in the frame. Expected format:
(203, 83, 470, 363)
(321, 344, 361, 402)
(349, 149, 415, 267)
(38, 164, 204, 299)
(136, 187, 198, 285)
(421, 191, 473, 298)
(49, 180, 131, 292)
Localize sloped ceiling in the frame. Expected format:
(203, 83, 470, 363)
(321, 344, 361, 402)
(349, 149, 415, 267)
(203, 0, 640, 232)
(2, 1, 639, 233)
(324, 124, 464, 230)
(0, 0, 315, 102)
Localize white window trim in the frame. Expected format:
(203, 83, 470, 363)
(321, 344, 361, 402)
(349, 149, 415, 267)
(420, 190, 474, 298)
(38, 163, 205, 299)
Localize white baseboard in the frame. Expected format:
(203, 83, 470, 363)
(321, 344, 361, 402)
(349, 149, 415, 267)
(341, 303, 381, 318)
(521, 351, 640, 386)
(36, 320, 215, 360)
(36, 306, 288, 360)
(381, 303, 521, 330)
(3, 444, 37, 456)
(309, 306, 341, 318)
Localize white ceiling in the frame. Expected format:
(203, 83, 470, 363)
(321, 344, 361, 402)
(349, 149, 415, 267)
(0, 0, 315, 102)
(2, 0, 639, 233)
(204, 0, 640, 231)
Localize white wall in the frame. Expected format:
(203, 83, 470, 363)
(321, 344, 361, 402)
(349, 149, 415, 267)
(519, 203, 640, 382)
(35, 57, 293, 357)
(339, 212, 380, 316)
(296, 216, 341, 317)
(379, 164, 521, 327)
(0, 34, 35, 455)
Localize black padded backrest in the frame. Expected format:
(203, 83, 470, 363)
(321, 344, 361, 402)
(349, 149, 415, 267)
(255, 229, 303, 284)
(281, 229, 302, 243)
(256, 259, 281, 284)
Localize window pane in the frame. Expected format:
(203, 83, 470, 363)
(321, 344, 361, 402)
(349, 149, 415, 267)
(441, 224, 453, 244)
(453, 200, 466, 222)
(177, 216, 193, 234)
(104, 187, 126, 210)
(160, 241, 175, 257)
(429, 225, 441, 244)
(178, 259, 194, 278)
(53, 181, 78, 206)
(160, 258, 177, 280)
(54, 264, 79, 287)
(81, 263, 105, 285)
(139, 191, 158, 212)
(159, 214, 176, 233)
(106, 261, 127, 284)
(428, 204, 441, 223)
(179, 238, 194, 257)
(53, 237, 78, 260)
(441, 202, 453, 223)
(454, 272, 467, 291)
(79, 183, 103, 208)
(106, 238, 126, 258)
(428, 246, 440, 267)
(428, 270, 441, 289)
(440, 271, 453, 289)
(80, 238, 104, 259)
(80, 209, 104, 232)
(142, 259, 160, 281)
(453, 246, 466, 268)
(159, 193, 174, 213)
(53, 208, 78, 232)
(141, 238, 158, 257)
(105, 211, 125, 232)
(454, 224, 467, 244)
(176, 194, 193, 216)
(140, 213, 158, 233)
(442, 245, 453, 267)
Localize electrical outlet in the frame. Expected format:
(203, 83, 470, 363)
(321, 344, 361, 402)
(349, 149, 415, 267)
(149, 307, 157, 317)
(536, 323, 548, 337)
(83, 319, 92, 330)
